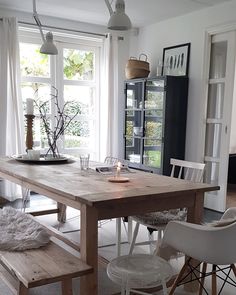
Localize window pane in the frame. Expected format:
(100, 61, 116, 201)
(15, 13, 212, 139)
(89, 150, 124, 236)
(64, 85, 95, 116)
(21, 83, 51, 115)
(33, 117, 49, 149)
(209, 41, 227, 79)
(205, 161, 219, 185)
(64, 120, 94, 148)
(20, 43, 50, 77)
(207, 83, 224, 119)
(205, 123, 222, 157)
(63, 48, 94, 81)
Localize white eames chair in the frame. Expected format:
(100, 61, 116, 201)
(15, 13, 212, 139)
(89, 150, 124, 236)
(162, 207, 236, 294)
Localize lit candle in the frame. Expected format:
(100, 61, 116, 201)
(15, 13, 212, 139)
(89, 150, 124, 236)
(26, 98, 34, 115)
(116, 161, 121, 178)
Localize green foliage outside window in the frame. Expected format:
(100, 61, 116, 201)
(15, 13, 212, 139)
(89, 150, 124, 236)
(20, 44, 49, 77)
(64, 49, 94, 80)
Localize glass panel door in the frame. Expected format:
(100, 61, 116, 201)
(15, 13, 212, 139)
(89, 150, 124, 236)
(204, 31, 236, 212)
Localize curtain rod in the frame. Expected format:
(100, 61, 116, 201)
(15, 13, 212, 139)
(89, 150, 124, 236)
(0, 18, 106, 37)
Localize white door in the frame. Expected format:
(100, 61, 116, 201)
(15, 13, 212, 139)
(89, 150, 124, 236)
(204, 31, 236, 212)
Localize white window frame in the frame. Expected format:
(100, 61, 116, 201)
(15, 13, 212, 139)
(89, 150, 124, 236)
(19, 28, 102, 160)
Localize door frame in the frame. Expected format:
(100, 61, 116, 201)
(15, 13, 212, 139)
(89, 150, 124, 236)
(201, 23, 236, 212)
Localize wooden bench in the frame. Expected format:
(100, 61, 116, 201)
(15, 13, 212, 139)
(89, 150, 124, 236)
(0, 236, 93, 295)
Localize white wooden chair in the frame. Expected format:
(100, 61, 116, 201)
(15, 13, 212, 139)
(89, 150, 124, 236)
(129, 158, 205, 254)
(101, 156, 130, 256)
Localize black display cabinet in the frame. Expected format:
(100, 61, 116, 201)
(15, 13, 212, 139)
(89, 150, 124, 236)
(124, 76, 189, 175)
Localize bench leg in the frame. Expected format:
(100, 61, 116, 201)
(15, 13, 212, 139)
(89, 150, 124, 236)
(18, 282, 28, 295)
(61, 279, 73, 295)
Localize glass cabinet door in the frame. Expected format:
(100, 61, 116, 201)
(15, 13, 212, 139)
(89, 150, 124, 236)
(124, 79, 165, 171)
(124, 81, 144, 164)
(143, 79, 164, 169)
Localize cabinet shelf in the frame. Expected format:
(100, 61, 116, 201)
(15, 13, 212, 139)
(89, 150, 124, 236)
(125, 108, 164, 112)
(125, 108, 142, 111)
(124, 76, 188, 175)
(124, 135, 162, 141)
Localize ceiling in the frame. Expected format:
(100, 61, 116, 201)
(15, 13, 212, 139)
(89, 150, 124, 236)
(0, 0, 232, 28)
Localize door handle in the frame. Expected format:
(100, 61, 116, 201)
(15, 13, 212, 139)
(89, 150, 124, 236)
(225, 125, 228, 134)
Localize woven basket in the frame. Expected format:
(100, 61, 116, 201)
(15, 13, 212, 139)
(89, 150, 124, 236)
(125, 54, 150, 79)
(125, 68, 150, 79)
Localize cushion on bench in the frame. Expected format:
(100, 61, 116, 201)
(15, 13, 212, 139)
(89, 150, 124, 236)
(0, 207, 50, 251)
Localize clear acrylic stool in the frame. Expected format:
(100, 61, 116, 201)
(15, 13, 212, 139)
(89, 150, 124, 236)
(107, 254, 173, 295)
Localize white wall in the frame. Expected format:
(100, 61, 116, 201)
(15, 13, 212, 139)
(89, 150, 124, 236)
(230, 69, 236, 154)
(132, 0, 236, 162)
(0, 7, 107, 35)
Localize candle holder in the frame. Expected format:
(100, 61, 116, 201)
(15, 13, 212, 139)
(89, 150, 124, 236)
(25, 114, 35, 151)
(108, 176, 130, 183)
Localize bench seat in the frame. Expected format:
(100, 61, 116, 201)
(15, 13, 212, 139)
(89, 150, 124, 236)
(0, 237, 93, 294)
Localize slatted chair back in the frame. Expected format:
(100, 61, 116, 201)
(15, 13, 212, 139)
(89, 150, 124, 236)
(104, 156, 128, 166)
(170, 158, 205, 183)
(104, 156, 119, 165)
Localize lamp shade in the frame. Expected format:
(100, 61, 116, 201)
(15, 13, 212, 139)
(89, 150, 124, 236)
(40, 32, 58, 55)
(108, 12, 131, 30)
(107, 0, 131, 31)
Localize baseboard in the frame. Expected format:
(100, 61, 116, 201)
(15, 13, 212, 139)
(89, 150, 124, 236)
(227, 183, 236, 190)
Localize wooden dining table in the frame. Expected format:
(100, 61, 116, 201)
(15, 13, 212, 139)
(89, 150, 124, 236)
(0, 157, 219, 295)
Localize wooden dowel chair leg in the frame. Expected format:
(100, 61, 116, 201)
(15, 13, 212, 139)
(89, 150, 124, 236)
(57, 202, 67, 223)
(129, 222, 140, 255)
(169, 258, 192, 295)
(199, 262, 207, 295)
(18, 282, 28, 295)
(61, 279, 73, 295)
(212, 265, 217, 295)
(148, 231, 154, 254)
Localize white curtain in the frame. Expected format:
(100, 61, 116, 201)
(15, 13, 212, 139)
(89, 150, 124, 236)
(0, 17, 25, 201)
(100, 33, 119, 161)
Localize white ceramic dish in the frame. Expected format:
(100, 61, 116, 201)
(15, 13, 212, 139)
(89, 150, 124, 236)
(11, 154, 69, 164)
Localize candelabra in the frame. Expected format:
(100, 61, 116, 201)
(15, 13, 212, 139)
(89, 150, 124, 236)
(25, 114, 35, 151)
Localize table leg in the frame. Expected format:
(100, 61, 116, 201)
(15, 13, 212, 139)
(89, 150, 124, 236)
(187, 192, 204, 224)
(80, 204, 98, 295)
(184, 192, 204, 293)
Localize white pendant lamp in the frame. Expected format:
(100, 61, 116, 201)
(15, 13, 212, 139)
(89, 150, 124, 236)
(40, 32, 58, 55)
(104, 0, 132, 31)
(32, 0, 58, 55)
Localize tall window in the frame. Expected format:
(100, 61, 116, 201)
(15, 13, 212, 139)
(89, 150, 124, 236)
(19, 32, 101, 159)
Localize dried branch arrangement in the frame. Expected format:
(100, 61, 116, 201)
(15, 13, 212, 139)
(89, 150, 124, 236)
(34, 87, 79, 158)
